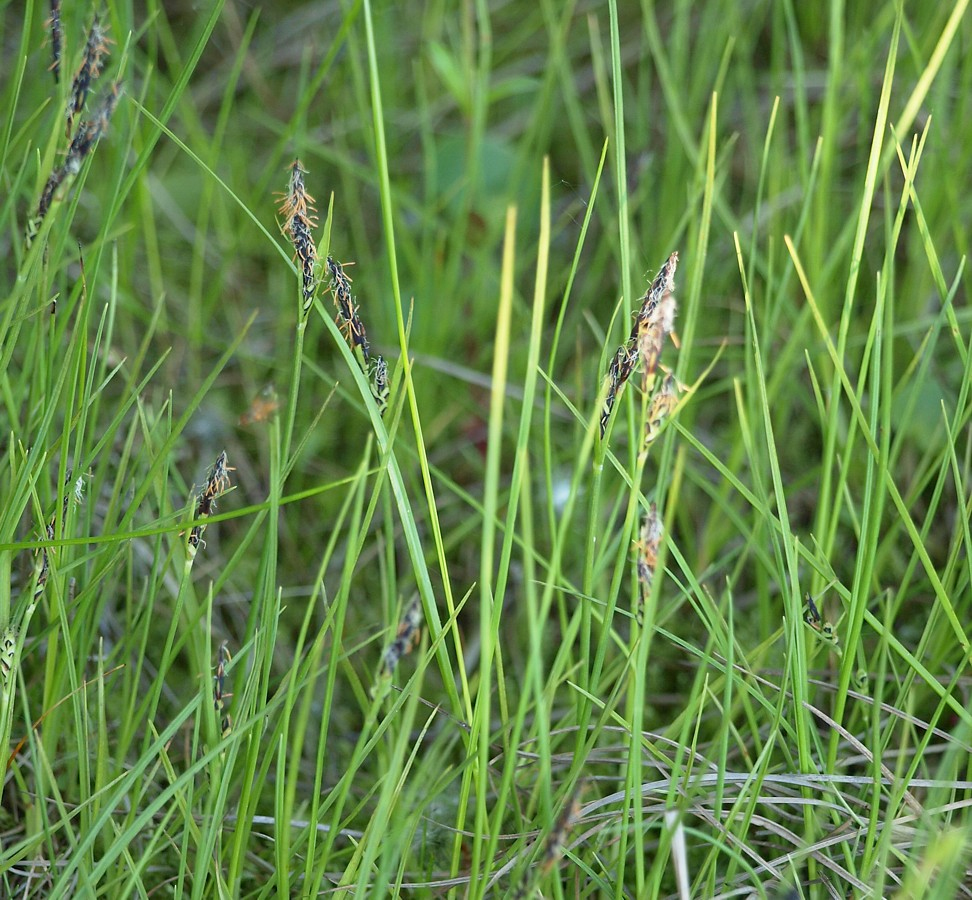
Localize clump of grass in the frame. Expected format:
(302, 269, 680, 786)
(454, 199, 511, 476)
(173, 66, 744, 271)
(3, 2, 972, 897)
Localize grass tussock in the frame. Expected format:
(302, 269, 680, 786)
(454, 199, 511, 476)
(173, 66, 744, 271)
(2, 2, 972, 898)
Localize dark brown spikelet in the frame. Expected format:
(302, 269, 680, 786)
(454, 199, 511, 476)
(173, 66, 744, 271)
(213, 641, 233, 738)
(803, 593, 841, 653)
(35, 168, 67, 227)
(634, 251, 678, 332)
(635, 252, 678, 391)
(636, 300, 676, 391)
(325, 255, 353, 321)
(380, 595, 423, 679)
(32, 82, 122, 241)
(204, 451, 234, 499)
(599, 344, 638, 437)
(803, 592, 822, 628)
(598, 252, 679, 439)
(187, 522, 207, 551)
(643, 372, 679, 448)
(292, 217, 318, 312)
(326, 256, 371, 361)
(634, 503, 663, 624)
(278, 159, 319, 314)
(64, 81, 122, 177)
(67, 17, 112, 137)
(188, 451, 234, 553)
(48, 0, 62, 84)
(279, 159, 316, 222)
(369, 355, 389, 416)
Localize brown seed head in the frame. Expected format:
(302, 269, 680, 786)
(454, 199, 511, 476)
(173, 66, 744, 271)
(644, 372, 679, 445)
(47, 0, 63, 83)
(67, 17, 112, 135)
(380, 595, 424, 678)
